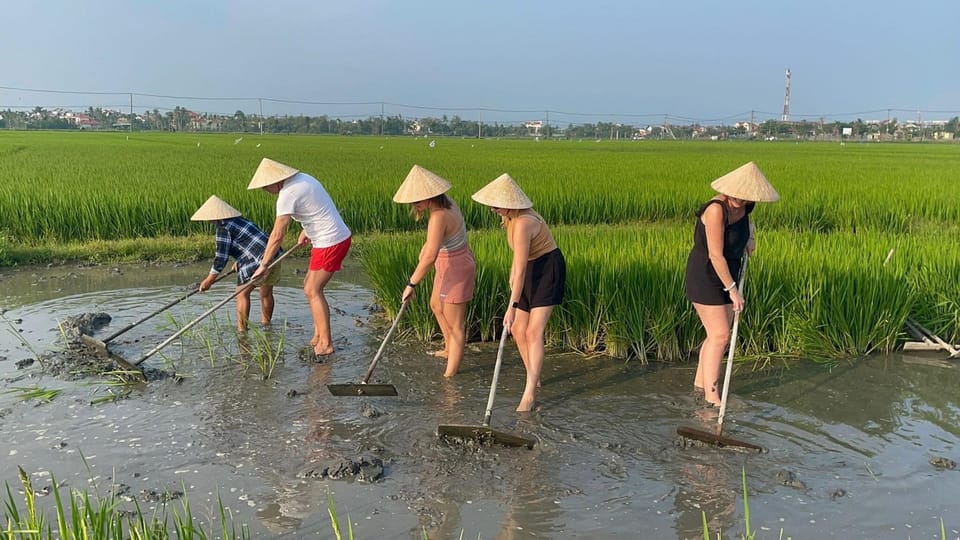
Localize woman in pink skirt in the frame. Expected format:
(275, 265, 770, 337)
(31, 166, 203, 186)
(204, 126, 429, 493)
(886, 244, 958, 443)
(394, 165, 476, 377)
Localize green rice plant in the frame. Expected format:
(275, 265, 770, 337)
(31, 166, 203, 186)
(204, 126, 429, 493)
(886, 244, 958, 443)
(2, 386, 62, 404)
(326, 490, 354, 540)
(1, 312, 43, 369)
(364, 223, 950, 363)
(356, 232, 439, 341)
(7, 133, 960, 245)
(3, 467, 252, 539)
(86, 372, 137, 405)
(243, 323, 286, 380)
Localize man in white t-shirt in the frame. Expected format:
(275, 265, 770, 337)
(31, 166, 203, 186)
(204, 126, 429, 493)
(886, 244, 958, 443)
(248, 158, 352, 356)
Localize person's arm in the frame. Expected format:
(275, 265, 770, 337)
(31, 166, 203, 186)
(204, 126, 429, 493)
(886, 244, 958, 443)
(746, 221, 756, 255)
(702, 204, 744, 311)
(503, 217, 533, 330)
(201, 229, 231, 291)
(402, 211, 445, 302)
(251, 214, 291, 279)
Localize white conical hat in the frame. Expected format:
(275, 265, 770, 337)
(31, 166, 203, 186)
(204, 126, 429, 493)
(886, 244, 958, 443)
(710, 162, 780, 202)
(247, 158, 299, 189)
(471, 173, 533, 209)
(191, 195, 242, 221)
(393, 165, 452, 203)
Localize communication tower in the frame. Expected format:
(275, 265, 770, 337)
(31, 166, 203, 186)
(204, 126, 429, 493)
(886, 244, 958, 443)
(781, 69, 791, 122)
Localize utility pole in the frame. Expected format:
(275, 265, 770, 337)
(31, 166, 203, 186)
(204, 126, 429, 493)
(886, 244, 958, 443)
(544, 110, 550, 138)
(380, 101, 385, 136)
(918, 108, 923, 142)
(478, 111, 482, 139)
(781, 68, 791, 122)
(129, 93, 134, 132)
(258, 98, 263, 136)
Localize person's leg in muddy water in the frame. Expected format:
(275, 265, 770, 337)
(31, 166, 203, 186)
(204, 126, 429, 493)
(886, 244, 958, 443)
(305, 268, 336, 356)
(512, 305, 553, 412)
(258, 262, 280, 326)
(692, 302, 733, 407)
(236, 284, 254, 332)
(430, 287, 468, 377)
(259, 284, 275, 326)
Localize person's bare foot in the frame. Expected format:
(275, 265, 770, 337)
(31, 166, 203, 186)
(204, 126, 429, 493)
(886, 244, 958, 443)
(516, 398, 537, 412)
(430, 349, 448, 358)
(310, 335, 320, 346)
(314, 343, 334, 356)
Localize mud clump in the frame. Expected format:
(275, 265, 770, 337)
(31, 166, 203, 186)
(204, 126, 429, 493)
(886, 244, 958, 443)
(39, 343, 116, 379)
(58, 312, 113, 345)
(298, 456, 386, 483)
(360, 402, 382, 418)
(929, 456, 956, 470)
(775, 469, 807, 490)
(28, 312, 171, 382)
(139, 488, 184, 503)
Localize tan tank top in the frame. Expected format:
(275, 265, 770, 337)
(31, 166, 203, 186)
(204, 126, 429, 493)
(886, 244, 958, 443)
(506, 211, 557, 260)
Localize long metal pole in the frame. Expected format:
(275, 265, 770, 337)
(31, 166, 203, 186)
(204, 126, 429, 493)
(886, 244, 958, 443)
(133, 246, 297, 367)
(717, 255, 748, 433)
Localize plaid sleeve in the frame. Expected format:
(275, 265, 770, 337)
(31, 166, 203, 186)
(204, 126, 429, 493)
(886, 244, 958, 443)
(211, 226, 231, 273)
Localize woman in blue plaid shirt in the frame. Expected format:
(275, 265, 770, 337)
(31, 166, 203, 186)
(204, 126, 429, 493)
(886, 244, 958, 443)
(191, 195, 282, 331)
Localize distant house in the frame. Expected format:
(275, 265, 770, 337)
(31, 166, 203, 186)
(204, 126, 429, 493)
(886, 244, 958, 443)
(73, 114, 100, 130)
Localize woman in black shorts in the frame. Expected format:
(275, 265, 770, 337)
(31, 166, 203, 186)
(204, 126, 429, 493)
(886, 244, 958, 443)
(684, 162, 779, 406)
(473, 173, 566, 412)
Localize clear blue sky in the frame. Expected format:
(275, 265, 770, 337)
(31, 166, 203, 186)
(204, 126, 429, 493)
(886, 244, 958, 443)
(2, 0, 958, 124)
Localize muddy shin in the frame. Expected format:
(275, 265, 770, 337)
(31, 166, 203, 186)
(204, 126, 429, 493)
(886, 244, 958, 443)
(80, 269, 236, 358)
(677, 254, 762, 451)
(327, 299, 408, 397)
(128, 246, 299, 370)
(437, 323, 535, 449)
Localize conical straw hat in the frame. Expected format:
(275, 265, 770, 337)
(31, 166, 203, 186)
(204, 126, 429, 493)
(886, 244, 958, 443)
(393, 165, 452, 203)
(247, 158, 299, 189)
(710, 162, 780, 202)
(471, 173, 533, 209)
(191, 195, 242, 221)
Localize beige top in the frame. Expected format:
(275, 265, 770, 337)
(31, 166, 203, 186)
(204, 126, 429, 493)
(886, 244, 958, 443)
(506, 210, 557, 260)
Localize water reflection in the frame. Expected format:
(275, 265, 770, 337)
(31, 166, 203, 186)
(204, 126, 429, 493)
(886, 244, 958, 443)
(673, 458, 737, 539)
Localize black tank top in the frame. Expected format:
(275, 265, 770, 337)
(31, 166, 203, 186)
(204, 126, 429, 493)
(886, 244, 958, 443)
(690, 199, 754, 280)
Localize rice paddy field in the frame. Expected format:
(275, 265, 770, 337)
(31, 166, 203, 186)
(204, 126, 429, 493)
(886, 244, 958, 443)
(2, 131, 960, 362)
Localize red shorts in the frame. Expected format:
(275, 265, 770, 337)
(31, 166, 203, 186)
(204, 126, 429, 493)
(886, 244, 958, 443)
(309, 236, 351, 272)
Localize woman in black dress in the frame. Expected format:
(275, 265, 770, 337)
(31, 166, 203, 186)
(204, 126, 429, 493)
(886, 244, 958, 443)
(684, 162, 779, 406)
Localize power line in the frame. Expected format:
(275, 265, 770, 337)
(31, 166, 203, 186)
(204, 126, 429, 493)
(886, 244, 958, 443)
(3, 83, 959, 125)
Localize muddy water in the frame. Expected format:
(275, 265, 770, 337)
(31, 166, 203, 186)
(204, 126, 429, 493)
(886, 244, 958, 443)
(1, 261, 959, 539)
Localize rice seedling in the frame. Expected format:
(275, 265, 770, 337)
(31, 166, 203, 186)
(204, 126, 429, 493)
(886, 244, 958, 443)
(3, 467, 253, 539)
(326, 489, 354, 540)
(1, 312, 43, 369)
(240, 322, 286, 380)
(2, 385, 62, 404)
